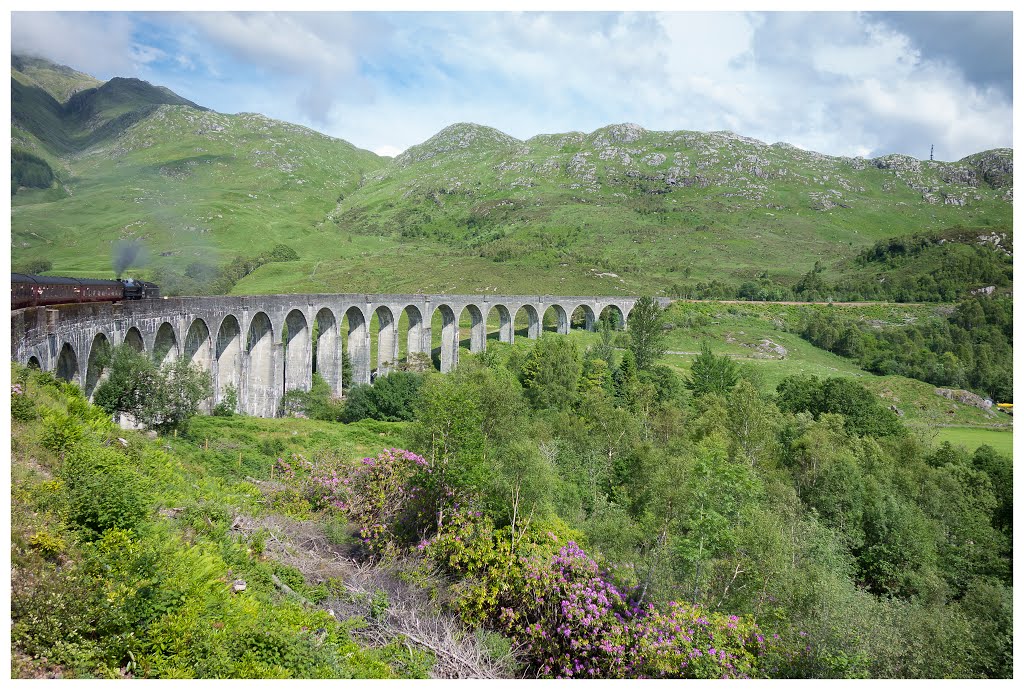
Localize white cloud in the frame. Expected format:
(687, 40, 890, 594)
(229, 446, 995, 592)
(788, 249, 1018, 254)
(10, 11, 1012, 160)
(11, 12, 139, 76)
(373, 144, 404, 158)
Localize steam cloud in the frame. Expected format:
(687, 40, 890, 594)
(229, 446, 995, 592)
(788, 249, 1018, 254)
(113, 240, 146, 278)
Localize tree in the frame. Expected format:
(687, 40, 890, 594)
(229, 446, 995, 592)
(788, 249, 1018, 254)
(628, 296, 666, 370)
(777, 376, 904, 438)
(726, 379, 779, 467)
(520, 336, 581, 411)
(612, 349, 639, 403)
(92, 345, 160, 419)
(93, 345, 212, 433)
(591, 316, 617, 367)
(685, 342, 739, 397)
(342, 371, 423, 423)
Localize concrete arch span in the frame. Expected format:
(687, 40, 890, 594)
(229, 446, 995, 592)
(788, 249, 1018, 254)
(153, 322, 179, 365)
(284, 309, 311, 393)
(515, 304, 541, 340)
(434, 304, 459, 373)
(313, 308, 341, 395)
(216, 315, 242, 409)
(461, 304, 486, 353)
(402, 305, 426, 366)
(599, 304, 627, 330)
(345, 306, 371, 388)
(84, 331, 112, 399)
(489, 304, 514, 344)
(185, 319, 214, 370)
(55, 342, 79, 384)
(570, 304, 597, 331)
(124, 327, 145, 352)
(375, 306, 398, 376)
(184, 318, 215, 411)
(542, 304, 569, 335)
(245, 312, 277, 417)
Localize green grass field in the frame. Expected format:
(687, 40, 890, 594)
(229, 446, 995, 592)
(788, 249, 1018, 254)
(932, 425, 1014, 456)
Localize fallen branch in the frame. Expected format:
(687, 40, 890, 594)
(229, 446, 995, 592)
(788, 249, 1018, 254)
(271, 573, 312, 607)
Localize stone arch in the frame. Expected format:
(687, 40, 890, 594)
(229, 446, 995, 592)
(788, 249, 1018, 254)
(216, 315, 242, 409)
(542, 304, 569, 334)
(313, 308, 341, 396)
(515, 304, 541, 339)
(461, 304, 486, 353)
(599, 304, 626, 330)
(153, 322, 179, 364)
(489, 304, 514, 343)
(184, 318, 214, 371)
(284, 309, 311, 393)
(124, 326, 145, 352)
(375, 306, 398, 376)
(622, 304, 634, 328)
(345, 306, 371, 388)
(246, 312, 276, 417)
(55, 342, 79, 383)
(436, 304, 459, 373)
(26, 355, 41, 369)
(570, 304, 597, 331)
(402, 305, 425, 365)
(84, 332, 111, 398)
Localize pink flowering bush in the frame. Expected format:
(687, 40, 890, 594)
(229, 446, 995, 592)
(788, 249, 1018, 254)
(11, 382, 37, 421)
(631, 603, 770, 679)
(296, 448, 436, 556)
(424, 514, 781, 679)
(290, 447, 792, 678)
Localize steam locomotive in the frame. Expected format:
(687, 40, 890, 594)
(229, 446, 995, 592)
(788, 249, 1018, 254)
(11, 273, 161, 310)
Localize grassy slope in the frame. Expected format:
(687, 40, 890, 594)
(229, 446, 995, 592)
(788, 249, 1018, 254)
(933, 425, 1013, 456)
(304, 124, 1013, 295)
(651, 302, 1008, 432)
(10, 366, 414, 678)
(11, 106, 384, 276)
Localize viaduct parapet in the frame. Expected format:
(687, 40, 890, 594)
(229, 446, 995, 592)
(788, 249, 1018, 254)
(11, 293, 666, 417)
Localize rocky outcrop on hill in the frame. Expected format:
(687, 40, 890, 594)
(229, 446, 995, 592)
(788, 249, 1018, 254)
(935, 387, 993, 411)
(358, 121, 1012, 220)
(394, 123, 521, 167)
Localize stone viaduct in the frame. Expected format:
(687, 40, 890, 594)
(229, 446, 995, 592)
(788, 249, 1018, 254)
(11, 293, 667, 417)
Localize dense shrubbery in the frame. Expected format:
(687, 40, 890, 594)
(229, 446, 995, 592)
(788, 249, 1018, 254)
(258, 329, 1013, 678)
(776, 375, 904, 437)
(278, 447, 795, 678)
(12, 148, 55, 194)
(10, 365, 403, 679)
(342, 372, 423, 423)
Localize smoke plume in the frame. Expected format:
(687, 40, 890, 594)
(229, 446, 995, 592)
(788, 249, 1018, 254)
(113, 239, 146, 278)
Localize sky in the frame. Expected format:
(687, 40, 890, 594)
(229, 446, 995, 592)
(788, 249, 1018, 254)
(9, 8, 1014, 161)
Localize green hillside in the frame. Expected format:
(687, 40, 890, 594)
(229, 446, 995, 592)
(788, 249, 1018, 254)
(318, 122, 1012, 295)
(10, 57, 1012, 296)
